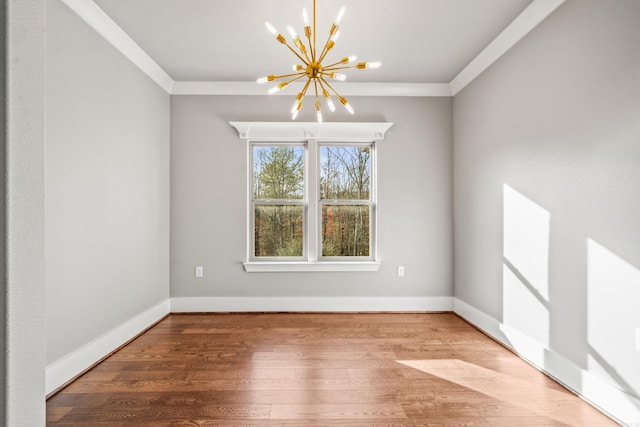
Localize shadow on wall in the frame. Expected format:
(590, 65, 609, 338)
(500, 184, 640, 418)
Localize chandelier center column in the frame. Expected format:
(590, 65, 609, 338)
(306, 62, 322, 79)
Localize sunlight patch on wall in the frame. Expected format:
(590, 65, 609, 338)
(587, 239, 640, 396)
(503, 184, 551, 348)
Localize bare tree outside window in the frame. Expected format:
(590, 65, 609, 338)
(320, 146, 371, 257)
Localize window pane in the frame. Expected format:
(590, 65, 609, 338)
(254, 146, 304, 200)
(320, 146, 370, 200)
(322, 205, 370, 257)
(254, 205, 303, 257)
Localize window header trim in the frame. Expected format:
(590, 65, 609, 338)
(230, 121, 393, 142)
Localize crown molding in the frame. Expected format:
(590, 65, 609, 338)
(62, 0, 565, 97)
(59, 0, 174, 93)
(172, 81, 451, 97)
(450, 0, 566, 95)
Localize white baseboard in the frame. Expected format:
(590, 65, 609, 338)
(453, 298, 640, 426)
(171, 296, 454, 313)
(46, 299, 171, 395)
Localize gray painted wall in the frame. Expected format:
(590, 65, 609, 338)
(454, 0, 640, 403)
(45, 0, 170, 365)
(5, 0, 46, 424)
(1, 0, 7, 420)
(171, 96, 453, 299)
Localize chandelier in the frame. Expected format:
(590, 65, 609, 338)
(257, 0, 381, 122)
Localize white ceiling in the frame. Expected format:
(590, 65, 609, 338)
(59, 0, 566, 95)
(92, 0, 534, 84)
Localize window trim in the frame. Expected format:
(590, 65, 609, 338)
(231, 122, 393, 273)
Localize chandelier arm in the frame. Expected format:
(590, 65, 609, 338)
(305, 33, 315, 62)
(317, 33, 336, 64)
(286, 74, 308, 85)
(323, 59, 349, 69)
(317, 78, 331, 100)
(272, 71, 307, 81)
(296, 40, 312, 64)
(300, 78, 312, 97)
(317, 77, 327, 92)
(322, 65, 357, 72)
(271, 74, 307, 94)
(283, 42, 309, 66)
(319, 77, 342, 99)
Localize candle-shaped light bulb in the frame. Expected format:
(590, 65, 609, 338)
(340, 96, 355, 114)
(327, 98, 336, 112)
(287, 25, 298, 40)
(323, 89, 336, 112)
(291, 93, 303, 114)
(291, 92, 303, 119)
(302, 8, 309, 25)
(345, 103, 355, 114)
(357, 61, 383, 70)
(265, 22, 278, 35)
(268, 82, 288, 94)
(335, 6, 346, 25)
(257, 75, 276, 84)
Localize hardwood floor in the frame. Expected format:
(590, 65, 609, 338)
(47, 313, 616, 426)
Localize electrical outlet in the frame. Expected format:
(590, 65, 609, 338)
(195, 266, 204, 278)
(397, 266, 405, 277)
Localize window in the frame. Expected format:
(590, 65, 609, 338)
(232, 121, 392, 272)
(251, 142, 374, 263)
(319, 145, 373, 258)
(252, 144, 305, 258)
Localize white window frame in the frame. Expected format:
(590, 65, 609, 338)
(231, 121, 393, 273)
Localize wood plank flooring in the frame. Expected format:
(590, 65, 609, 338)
(46, 313, 617, 426)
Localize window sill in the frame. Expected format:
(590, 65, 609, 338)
(243, 261, 381, 273)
